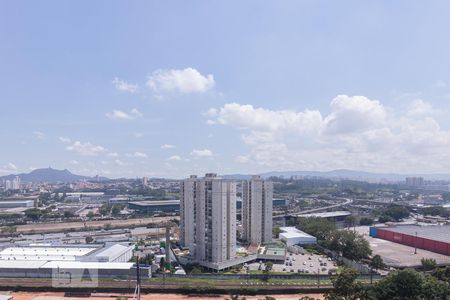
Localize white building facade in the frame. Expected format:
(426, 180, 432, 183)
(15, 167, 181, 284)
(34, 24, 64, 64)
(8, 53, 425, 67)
(242, 176, 273, 245)
(180, 173, 236, 266)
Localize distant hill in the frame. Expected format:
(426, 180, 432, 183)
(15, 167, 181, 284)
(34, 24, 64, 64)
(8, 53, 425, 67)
(0, 168, 105, 183)
(224, 169, 450, 181)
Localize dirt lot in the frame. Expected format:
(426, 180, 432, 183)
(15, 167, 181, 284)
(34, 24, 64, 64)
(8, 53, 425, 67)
(4, 292, 325, 300)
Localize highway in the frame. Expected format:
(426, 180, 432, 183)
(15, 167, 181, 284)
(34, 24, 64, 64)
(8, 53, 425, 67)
(274, 198, 353, 218)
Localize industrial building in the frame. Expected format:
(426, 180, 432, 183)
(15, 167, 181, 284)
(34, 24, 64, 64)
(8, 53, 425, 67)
(242, 175, 273, 245)
(0, 200, 34, 209)
(279, 227, 317, 246)
(0, 243, 148, 279)
(369, 225, 450, 256)
(128, 200, 180, 214)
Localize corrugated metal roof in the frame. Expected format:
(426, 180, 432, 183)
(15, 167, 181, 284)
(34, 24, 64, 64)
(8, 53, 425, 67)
(95, 244, 129, 259)
(0, 260, 47, 269)
(382, 225, 450, 243)
(42, 261, 134, 270)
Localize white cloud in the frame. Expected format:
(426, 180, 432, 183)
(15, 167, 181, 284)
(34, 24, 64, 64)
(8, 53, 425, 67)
(133, 132, 144, 138)
(323, 95, 386, 135)
(207, 95, 450, 173)
(190, 149, 213, 158)
(146, 67, 215, 94)
(59, 137, 71, 143)
(69, 160, 79, 165)
(112, 77, 139, 93)
(131, 152, 148, 158)
(209, 102, 323, 136)
(106, 152, 119, 157)
(161, 144, 175, 149)
(34, 131, 45, 140)
(0, 162, 17, 174)
(105, 108, 143, 120)
(407, 99, 436, 117)
(66, 141, 108, 156)
(167, 155, 182, 161)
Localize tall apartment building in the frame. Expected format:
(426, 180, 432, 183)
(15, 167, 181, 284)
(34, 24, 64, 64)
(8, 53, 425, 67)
(242, 175, 273, 245)
(180, 173, 236, 265)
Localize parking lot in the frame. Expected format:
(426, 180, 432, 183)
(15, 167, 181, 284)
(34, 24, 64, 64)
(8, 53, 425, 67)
(247, 252, 337, 274)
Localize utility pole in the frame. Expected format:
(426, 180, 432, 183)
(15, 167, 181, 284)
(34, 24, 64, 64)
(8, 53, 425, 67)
(414, 231, 418, 254)
(133, 258, 141, 300)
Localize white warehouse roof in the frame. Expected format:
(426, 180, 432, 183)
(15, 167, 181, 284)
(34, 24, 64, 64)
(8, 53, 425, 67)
(0, 246, 97, 261)
(279, 227, 317, 246)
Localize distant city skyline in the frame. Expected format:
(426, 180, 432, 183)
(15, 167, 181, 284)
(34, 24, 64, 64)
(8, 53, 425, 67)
(2, 1, 450, 178)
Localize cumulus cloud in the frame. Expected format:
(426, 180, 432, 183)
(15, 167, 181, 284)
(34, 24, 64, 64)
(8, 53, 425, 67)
(59, 137, 71, 143)
(323, 95, 386, 134)
(161, 144, 175, 149)
(105, 108, 143, 120)
(167, 155, 182, 161)
(406, 99, 436, 117)
(126, 152, 148, 158)
(112, 77, 139, 93)
(207, 95, 450, 173)
(146, 68, 215, 94)
(190, 149, 213, 158)
(66, 141, 108, 156)
(0, 162, 18, 174)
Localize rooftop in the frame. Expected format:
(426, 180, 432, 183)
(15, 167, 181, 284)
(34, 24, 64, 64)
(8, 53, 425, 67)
(0, 246, 97, 261)
(382, 225, 450, 244)
(299, 211, 352, 218)
(279, 227, 316, 239)
(129, 200, 180, 206)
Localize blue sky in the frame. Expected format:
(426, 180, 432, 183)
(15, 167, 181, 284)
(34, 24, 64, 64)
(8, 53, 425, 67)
(2, 1, 450, 178)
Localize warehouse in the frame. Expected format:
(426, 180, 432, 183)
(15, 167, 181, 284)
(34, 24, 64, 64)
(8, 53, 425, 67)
(0, 243, 149, 279)
(0, 200, 34, 208)
(128, 200, 180, 214)
(279, 227, 317, 246)
(369, 225, 450, 256)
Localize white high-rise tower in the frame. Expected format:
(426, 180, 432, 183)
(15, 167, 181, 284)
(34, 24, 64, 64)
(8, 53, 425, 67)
(242, 175, 273, 245)
(180, 173, 236, 265)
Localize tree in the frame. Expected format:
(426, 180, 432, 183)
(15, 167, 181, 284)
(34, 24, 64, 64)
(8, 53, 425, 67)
(370, 255, 384, 272)
(359, 217, 374, 226)
(85, 236, 94, 243)
(264, 261, 273, 273)
(326, 230, 372, 261)
(382, 205, 410, 221)
(24, 208, 43, 221)
(273, 226, 281, 237)
(326, 267, 360, 300)
(421, 275, 450, 300)
(111, 204, 122, 216)
(63, 211, 75, 219)
(297, 217, 336, 241)
(421, 258, 437, 271)
(86, 211, 95, 220)
(344, 216, 357, 229)
(374, 269, 424, 300)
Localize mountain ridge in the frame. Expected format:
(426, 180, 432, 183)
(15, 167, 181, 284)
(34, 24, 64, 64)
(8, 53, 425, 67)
(0, 168, 102, 182)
